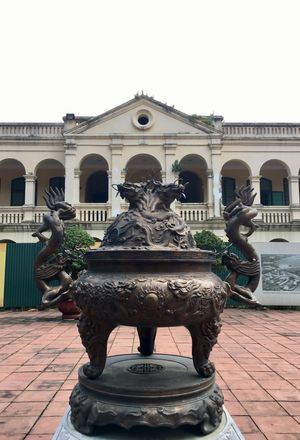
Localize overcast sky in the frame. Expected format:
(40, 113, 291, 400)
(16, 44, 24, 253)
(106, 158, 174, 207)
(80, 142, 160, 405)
(1, 0, 300, 123)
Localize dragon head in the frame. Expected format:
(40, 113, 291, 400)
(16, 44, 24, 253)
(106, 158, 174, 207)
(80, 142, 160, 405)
(43, 187, 76, 221)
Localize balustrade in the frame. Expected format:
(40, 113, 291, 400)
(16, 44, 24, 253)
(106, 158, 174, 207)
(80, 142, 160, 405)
(75, 204, 110, 222)
(260, 207, 292, 224)
(0, 208, 24, 224)
(0, 204, 299, 226)
(176, 203, 208, 222)
(33, 208, 48, 223)
(224, 124, 300, 137)
(0, 124, 63, 137)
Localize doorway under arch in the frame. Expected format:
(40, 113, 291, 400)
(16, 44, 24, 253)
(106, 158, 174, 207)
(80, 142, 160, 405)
(80, 155, 108, 203)
(260, 160, 289, 206)
(0, 159, 26, 206)
(179, 170, 203, 203)
(35, 159, 65, 206)
(125, 154, 162, 182)
(221, 160, 251, 206)
(179, 155, 207, 203)
(85, 171, 108, 203)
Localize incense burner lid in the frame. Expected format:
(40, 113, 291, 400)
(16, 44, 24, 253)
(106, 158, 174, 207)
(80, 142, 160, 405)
(102, 180, 196, 250)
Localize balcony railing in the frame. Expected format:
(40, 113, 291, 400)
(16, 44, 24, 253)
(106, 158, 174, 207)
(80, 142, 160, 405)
(75, 203, 111, 222)
(0, 204, 299, 225)
(224, 123, 300, 137)
(33, 207, 48, 223)
(176, 203, 209, 222)
(261, 206, 292, 224)
(0, 207, 24, 224)
(0, 123, 63, 138)
(0, 204, 111, 224)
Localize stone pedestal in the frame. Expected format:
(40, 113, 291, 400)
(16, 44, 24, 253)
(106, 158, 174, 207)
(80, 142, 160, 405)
(53, 406, 244, 440)
(53, 354, 244, 439)
(69, 354, 224, 435)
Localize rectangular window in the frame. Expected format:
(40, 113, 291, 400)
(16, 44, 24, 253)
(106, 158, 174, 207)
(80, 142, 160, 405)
(272, 191, 284, 205)
(222, 177, 236, 205)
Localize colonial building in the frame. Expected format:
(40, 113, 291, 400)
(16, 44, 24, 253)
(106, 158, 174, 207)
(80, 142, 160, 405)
(1, 94, 300, 243)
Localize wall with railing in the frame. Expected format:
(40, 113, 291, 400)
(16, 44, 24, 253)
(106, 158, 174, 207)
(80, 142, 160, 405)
(0, 207, 24, 224)
(0, 123, 63, 137)
(75, 204, 110, 222)
(1, 122, 300, 138)
(1, 204, 300, 226)
(176, 203, 208, 222)
(224, 123, 300, 137)
(261, 207, 292, 224)
(0, 204, 112, 225)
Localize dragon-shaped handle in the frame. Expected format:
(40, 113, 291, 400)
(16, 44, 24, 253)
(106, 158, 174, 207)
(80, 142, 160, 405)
(223, 185, 262, 307)
(32, 188, 76, 309)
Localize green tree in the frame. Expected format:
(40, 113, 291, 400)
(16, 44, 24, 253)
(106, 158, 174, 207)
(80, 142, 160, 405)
(171, 160, 182, 173)
(194, 230, 227, 271)
(59, 226, 95, 279)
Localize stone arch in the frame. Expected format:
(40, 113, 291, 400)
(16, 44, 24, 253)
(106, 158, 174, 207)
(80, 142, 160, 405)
(259, 160, 290, 206)
(269, 238, 289, 242)
(80, 155, 109, 203)
(35, 159, 65, 206)
(0, 158, 25, 171)
(125, 154, 162, 182)
(259, 159, 291, 176)
(179, 155, 207, 203)
(221, 160, 251, 205)
(0, 159, 26, 206)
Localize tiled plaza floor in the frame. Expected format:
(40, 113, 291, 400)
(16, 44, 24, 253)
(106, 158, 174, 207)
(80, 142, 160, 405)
(0, 308, 299, 439)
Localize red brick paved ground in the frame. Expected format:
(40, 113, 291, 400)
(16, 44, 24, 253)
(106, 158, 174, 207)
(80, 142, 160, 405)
(0, 308, 299, 439)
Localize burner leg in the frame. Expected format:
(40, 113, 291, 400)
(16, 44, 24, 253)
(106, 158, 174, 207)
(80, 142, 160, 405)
(137, 326, 157, 355)
(186, 318, 221, 378)
(78, 314, 115, 379)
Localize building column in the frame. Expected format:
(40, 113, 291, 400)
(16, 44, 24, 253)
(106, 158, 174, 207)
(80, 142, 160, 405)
(250, 176, 261, 205)
(64, 139, 77, 205)
(161, 171, 167, 183)
(73, 168, 81, 205)
(164, 143, 177, 183)
(250, 175, 262, 220)
(164, 142, 177, 210)
(22, 173, 36, 222)
(289, 176, 300, 221)
(210, 142, 222, 217)
(289, 176, 300, 206)
(110, 142, 123, 217)
(207, 169, 214, 218)
(107, 170, 112, 218)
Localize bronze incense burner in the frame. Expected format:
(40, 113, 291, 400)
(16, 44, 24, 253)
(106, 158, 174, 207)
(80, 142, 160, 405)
(69, 181, 260, 436)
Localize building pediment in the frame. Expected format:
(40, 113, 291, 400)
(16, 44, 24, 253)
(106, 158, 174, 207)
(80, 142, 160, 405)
(65, 96, 221, 137)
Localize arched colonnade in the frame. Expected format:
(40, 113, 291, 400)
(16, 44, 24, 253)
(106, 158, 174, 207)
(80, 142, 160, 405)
(1, 155, 299, 223)
(221, 159, 300, 207)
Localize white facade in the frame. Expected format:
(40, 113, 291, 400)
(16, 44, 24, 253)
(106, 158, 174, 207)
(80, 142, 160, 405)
(0, 94, 300, 243)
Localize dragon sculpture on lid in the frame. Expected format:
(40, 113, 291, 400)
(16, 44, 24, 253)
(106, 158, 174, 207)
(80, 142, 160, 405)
(104, 180, 194, 249)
